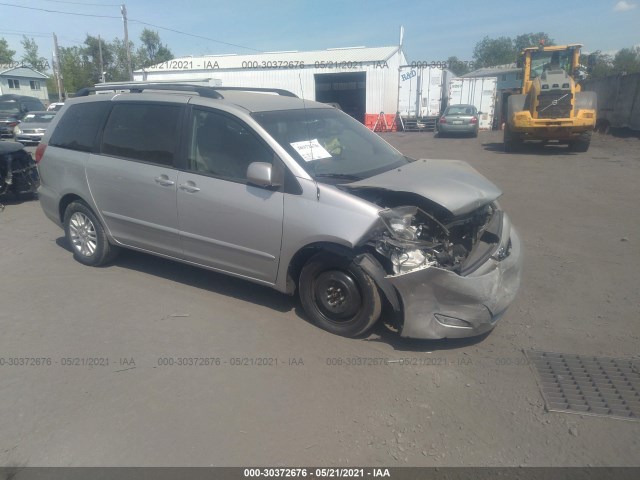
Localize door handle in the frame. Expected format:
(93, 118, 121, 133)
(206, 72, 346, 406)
(179, 182, 200, 193)
(154, 175, 175, 186)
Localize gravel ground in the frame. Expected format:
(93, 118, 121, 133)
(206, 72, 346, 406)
(0, 131, 638, 467)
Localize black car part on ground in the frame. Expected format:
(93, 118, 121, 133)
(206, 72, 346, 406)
(0, 142, 40, 197)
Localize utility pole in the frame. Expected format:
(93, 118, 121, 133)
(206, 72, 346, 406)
(52, 33, 64, 100)
(121, 3, 133, 80)
(98, 35, 106, 83)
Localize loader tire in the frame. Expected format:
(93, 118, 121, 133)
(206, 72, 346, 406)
(569, 132, 592, 152)
(504, 94, 527, 152)
(503, 125, 522, 152)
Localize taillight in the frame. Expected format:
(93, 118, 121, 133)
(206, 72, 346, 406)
(439, 117, 447, 123)
(35, 143, 47, 163)
(470, 116, 478, 124)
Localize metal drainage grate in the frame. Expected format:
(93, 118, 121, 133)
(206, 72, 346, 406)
(526, 350, 640, 421)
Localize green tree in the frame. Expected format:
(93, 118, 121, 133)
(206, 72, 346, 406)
(446, 56, 471, 76)
(513, 32, 555, 54)
(58, 45, 92, 93)
(81, 35, 115, 83)
(21, 36, 49, 72)
(612, 46, 640, 74)
(0, 37, 16, 64)
(109, 38, 137, 81)
(584, 50, 614, 78)
(136, 29, 173, 68)
(473, 36, 516, 68)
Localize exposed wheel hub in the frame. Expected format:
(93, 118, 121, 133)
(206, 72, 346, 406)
(314, 270, 362, 320)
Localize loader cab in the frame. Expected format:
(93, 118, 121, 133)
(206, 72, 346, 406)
(521, 44, 582, 94)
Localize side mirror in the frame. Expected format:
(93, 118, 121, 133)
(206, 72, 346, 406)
(247, 162, 281, 189)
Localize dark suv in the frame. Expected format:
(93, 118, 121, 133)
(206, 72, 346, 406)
(0, 94, 46, 138)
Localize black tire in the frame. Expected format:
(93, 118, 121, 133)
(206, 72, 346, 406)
(568, 132, 591, 152)
(299, 252, 382, 337)
(63, 200, 119, 266)
(503, 125, 521, 152)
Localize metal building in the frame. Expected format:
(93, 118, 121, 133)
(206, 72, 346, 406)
(133, 46, 407, 128)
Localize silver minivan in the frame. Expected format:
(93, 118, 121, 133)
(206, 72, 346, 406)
(37, 84, 521, 339)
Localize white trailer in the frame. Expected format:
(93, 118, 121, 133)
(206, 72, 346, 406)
(397, 65, 453, 130)
(448, 77, 497, 130)
(132, 46, 407, 130)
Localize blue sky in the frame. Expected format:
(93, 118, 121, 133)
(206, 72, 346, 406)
(1, 0, 638, 67)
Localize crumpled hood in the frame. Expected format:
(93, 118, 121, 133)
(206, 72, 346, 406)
(344, 159, 502, 216)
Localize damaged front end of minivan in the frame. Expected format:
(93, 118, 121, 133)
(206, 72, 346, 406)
(343, 161, 522, 339)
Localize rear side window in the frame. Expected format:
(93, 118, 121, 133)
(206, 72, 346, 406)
(24, 100, 45, 111)
(101, 103, 181, 166)
(49, 102, 111, 152)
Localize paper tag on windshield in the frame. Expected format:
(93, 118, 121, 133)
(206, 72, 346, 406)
(290, 139, 332, 162)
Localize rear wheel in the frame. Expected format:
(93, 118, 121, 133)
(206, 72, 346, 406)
(63, 200, 119, 266)
(568, 132, 591, 152)
(299, 252, 382, 337)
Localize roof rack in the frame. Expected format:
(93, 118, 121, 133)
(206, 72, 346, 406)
(210, 87, 298, 97)
(75, 83, 223, 98)
(74, 83, 298, 99)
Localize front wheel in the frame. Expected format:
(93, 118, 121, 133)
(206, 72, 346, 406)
(299, 252, 382, 337)
(63, 200, 119, 266)
(568, 132, 591, 152)
(503, 125, 521, 152)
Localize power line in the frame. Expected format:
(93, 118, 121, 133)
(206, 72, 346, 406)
(40, 0, 121, 6)
(0, 31, 51, 38)
(0, 29, 85, 44)
(0, 2, 121, 18)
(130, 19, 261, 52)
(0, 1, 262, 52)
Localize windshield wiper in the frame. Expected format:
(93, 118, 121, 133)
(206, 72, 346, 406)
(314, 173, 362, 181)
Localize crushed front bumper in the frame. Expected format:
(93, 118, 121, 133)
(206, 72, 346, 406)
(387, 224, 522, 339)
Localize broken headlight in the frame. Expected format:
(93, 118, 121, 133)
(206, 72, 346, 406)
(378, 206, 420, 241)
(376, 206, 442, 274)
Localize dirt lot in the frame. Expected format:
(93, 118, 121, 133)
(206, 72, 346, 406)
(0, 131, 639, 467)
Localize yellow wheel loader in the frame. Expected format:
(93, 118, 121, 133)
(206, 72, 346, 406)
(504, 44, 597, 152)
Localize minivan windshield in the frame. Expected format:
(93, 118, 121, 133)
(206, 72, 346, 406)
(253, 108, 411, 182)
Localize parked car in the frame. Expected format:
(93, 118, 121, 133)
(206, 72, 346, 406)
(38, 83, 521, 340)
(0, 141, 40, 199)
(0, 94, 46, 138)
(437, 104, 480, 137)
(13, 111, 56, 145)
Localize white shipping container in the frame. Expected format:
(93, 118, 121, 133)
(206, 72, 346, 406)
(448, 77, 497, 130)
(398, 66, 452, 118)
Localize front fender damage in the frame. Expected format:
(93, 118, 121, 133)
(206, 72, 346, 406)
(388, 228, 522, 339)
(355, 201, 522, 339)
